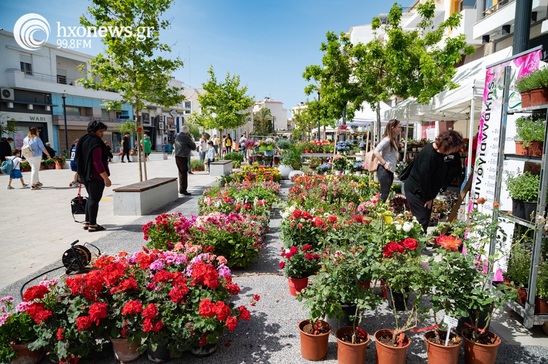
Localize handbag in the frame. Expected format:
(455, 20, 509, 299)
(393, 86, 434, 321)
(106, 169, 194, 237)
(398, 160, 414, 181)
(364, 150, 380, 172)
(71, 183, 88, 222)
(21, 143, 34, 159)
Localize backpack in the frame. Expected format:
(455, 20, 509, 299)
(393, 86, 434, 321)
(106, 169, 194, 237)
(21, 143, 34, 159)
(364, 150, 380, 172)
(1, 158, 14, 175)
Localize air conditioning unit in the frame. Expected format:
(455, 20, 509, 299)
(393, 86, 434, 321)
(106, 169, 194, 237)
(1, 88, 14, 101)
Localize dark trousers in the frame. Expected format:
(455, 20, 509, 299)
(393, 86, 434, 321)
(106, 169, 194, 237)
(377, 165, 394, 202)
(121, 149, 131, 162)
(403, 186, 432, 233)
(175, 156, 189, 193)
(84, 178, 105, 225)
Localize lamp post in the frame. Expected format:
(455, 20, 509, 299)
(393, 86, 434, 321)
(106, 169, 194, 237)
(62, 92, 68, 154)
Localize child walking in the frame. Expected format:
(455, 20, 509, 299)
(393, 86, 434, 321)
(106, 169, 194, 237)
(206, 141, 216, 173)
(6, 150, 28, 189)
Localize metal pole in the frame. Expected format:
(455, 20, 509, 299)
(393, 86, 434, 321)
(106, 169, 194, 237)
(513, 0, 533, 55)
(62, 93, 68, 154)
(317, 92, 321, 140)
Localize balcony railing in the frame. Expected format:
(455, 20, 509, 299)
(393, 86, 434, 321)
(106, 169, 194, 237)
(483, 0, 514, 17)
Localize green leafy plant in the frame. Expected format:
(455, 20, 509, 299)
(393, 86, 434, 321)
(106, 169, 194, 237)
(537, 261, 548, 299)
(297, 245, 381, 343)
(516, 67, 548, 92)
(505, 171, 539, 202)
(515, 116, 546, 147)
(280, 145, 302, 170)
(505, 242, 532, 288)
(222, 152, 243, 168)
(190, 159, 205, 171)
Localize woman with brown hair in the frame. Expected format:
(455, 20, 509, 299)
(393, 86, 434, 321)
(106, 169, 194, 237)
(403, 130, 464, 232)
(23, 127, 50, 190)
(373, 119, 402, 202)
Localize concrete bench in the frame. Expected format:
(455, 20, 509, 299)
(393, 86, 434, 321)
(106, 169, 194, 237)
(113, 177, 178, 215)
(210, 160, 233, 176)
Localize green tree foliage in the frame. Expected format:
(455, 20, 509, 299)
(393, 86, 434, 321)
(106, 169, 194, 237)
(304, 0, 474, 139)
(292, 104, 316, 141)
(303, 31, 359, 126)
(79, 0, 184, 181)
(253, 108, 274, 136)
(194, 66, 254, 137)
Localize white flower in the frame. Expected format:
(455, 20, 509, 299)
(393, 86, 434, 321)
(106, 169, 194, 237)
(403, 221, 413, 232)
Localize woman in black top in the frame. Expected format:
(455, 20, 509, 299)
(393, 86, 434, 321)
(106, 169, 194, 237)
(403, 130, 464, 232)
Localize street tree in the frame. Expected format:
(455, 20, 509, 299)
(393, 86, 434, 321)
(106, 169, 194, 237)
(193, 66, 254, 144)
(351, 1, 474, 139)
(303, 31, 359, 128)
(79, 0, 184, 181)
(292, 103, 317, 141)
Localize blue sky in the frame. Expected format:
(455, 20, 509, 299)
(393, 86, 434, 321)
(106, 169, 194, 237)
(0, 0, 415, 113)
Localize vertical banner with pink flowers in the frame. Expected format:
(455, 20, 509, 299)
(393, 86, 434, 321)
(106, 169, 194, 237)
(471, 48, 542, 280)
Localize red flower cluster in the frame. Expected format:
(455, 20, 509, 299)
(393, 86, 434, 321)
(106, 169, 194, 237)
(382, 238, 419, 258)
(191, 261, 220, 289)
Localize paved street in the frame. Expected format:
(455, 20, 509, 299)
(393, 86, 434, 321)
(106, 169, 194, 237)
(0, 157, 547, 363)
(0, 153, 216, 291)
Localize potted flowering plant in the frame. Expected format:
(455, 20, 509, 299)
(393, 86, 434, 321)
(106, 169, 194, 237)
(143, 212, 265, 269)
(279, 244, 321, 296)
(332, 155, 349, 171)
(372, 210, 427, 362)
(436, 203, 518, 364)
(0, 295, 42, 363)
(422, 234, 470, 364)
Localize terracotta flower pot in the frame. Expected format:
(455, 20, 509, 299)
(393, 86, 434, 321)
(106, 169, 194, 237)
(515, 141, 526, 155)
(9, 343, 44, 364)
(525, 141, 543, 156)
(535, 296, 548, 314)
(336, 327, 369, 364)
(462, 330, 501, 364)
(520, 91, 531, 108)
(111, 338, 141, 363)
(530, 88, 548, 107)
(288, 276, 309, 296)
(298, 320, 331, 361)
(374, 329, 410, 364)
(424, 330, 461, 364)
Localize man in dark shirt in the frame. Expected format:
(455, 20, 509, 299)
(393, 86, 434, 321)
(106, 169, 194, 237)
(0, 137, 13, 162)
(174, 126, 196, 195)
